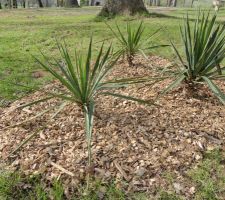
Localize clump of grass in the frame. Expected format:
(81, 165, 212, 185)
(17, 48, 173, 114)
(34, 184, 48, 200)
(74, 181, 126, 200)
(0, 171, 64, 200)
(51, 180, 64, 200)
(0, 172, 47, 199)
(0, 171, 21, 199)
(159, 191, 182, 200)
(162, 11, 225, 104)
(0, 172, 147, 200)
(188, 149, 225, 200)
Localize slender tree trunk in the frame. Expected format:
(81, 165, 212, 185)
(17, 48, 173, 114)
(22, 0, 25, 8)
(37, 0, 44, 7)
(99, 0, 148, 16)
(0, 2, 2, 9)
(89, 0, 94, 6)
(8, 0, 12, 8)
(152, 0, 156, 6)
(172, 0, 177, 6)
(168, 0, 172, 6)
(149, 0, 153, 6)
(156, 0, 160, 6)
(25, 0, 29, 8)
(58, 0, 63, 7)
(65, 0, 79, 7)
(12, 0, 17, 8)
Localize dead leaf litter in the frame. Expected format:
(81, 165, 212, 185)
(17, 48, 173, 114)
(0, 56, 224, 198)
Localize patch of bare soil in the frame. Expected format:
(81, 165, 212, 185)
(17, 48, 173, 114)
(0, 56, 225, 198)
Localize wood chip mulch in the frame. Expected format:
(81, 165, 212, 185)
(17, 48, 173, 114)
(0, 56, 225, 198)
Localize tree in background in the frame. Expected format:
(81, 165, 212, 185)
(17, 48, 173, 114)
(12, 0, 17, 7)
(80, 0, 88, 6)
(99, 0, 148, 16)
(172, 0, 177, 6)
(166, 0, 177, 7)
(21, 0, 25, 8)
(0, 0, 80, 8)
(65, 0, 79, 7)
(149, 0, 160, 6)
(37, 0, 43, 7)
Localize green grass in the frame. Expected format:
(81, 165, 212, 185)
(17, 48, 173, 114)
(158, 191, 182, 200)
(0, 172, 146, 200)
(188, 149, 225, 200)
(0, 172, 48, 200)
(0, 7, 225, 105)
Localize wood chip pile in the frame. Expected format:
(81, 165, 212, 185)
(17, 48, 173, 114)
(0, 56, 224, 198)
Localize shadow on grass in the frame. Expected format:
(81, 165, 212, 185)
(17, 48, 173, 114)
(93, 9, 225, 26)
(93, 11, 182, 22)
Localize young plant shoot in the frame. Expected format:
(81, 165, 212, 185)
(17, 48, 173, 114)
(107, 21, 166, 67)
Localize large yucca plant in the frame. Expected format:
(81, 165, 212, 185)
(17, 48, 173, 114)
(17, 38, 159, 187)
(163, 11, 225, 103)
(107, 21, 165, 67)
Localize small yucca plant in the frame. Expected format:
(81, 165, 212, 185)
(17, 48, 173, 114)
(18, 38, 157, 187)
(107, 21, 165, 67)
(163, 11, 225, 103)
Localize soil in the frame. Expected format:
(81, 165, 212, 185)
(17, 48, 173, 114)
(0, 56, 224, 199)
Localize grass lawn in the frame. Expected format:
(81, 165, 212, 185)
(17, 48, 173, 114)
(0, 7, 225, 105)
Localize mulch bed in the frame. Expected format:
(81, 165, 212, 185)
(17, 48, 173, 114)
(0, 56, 225, 198)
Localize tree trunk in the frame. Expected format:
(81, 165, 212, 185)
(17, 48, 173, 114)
(25, 0, 29, 8)
(149, 0, 153, 6)
(152, 0, 156, 6)
(65, 0, 79, 7)
(156, 0, 160, 6)
(37, 0, 44, 7)
(22, 0, 25, 8)
(172, 0, 177, 6)
(168, 0, 172, 6)
(99, 0, 148, 16)
(12, 0, 17, 8)
(7, 0, 12, 8)
(89, 0, 94, 5)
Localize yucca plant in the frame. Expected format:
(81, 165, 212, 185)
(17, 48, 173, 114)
(163, 11, 225, 103)
(107, 21, 165, 67)
(17, 38, 159, 187)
